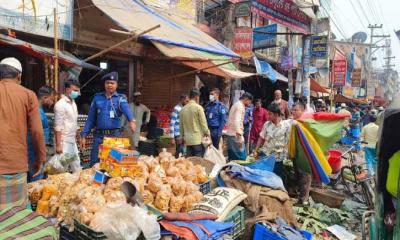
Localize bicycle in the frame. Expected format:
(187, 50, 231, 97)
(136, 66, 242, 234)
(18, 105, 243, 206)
(339, 141, 375, 209)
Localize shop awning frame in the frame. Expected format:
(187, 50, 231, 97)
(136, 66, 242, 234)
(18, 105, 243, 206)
(0, 33, 100, 70)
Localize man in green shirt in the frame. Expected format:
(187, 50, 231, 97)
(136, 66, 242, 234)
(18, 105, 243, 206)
(179, 88, 210, 157)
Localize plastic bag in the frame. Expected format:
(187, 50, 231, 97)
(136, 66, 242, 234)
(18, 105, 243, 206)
(89, 203, 141, 240)
(132, 205, 161, 240)
(204, 145, 226, 166)
(45, 153, 77, 174)
(203, 145, 226, 178)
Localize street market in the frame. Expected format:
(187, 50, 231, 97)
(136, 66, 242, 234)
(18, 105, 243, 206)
(0, 0, 400, 240)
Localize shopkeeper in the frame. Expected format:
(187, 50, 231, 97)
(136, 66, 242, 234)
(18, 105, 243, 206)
(80, 71, 136, 166)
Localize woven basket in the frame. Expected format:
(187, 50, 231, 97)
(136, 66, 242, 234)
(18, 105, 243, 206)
(186, 157, 215, 175)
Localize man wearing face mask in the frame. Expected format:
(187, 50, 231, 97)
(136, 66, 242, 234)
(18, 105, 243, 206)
(80, 72, 136, 166)
(125, 91, 150, 148)
(205, 88, 227, 149)
(54, 78, 82, 172)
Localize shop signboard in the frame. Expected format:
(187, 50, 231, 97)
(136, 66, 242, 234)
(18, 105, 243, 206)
(235, 2, 251, 17)
(351, 68, 362, 87)
(333, 60, 347, 86)
(253, 24, 277, 49)
(233, 27, 253, 58)
(311, 36, 328, 58)
(0, 0, 73, 41)
(251, 0, 311, 34)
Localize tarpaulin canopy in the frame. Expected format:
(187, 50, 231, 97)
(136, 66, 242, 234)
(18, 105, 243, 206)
(253, 56, 288, 83)
(91, 0, 239, 58)
(0, 34, 100, 70)
(334, 94, 364, 104)
(310, 78, 329, 93)
(153, 42, 254, 79)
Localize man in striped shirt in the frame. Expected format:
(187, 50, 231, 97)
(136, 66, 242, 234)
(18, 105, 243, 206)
(170, 94, 189, 157)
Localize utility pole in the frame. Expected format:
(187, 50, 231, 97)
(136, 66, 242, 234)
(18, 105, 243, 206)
(53, 8, 59, 92)
(367, 24, 390, 99)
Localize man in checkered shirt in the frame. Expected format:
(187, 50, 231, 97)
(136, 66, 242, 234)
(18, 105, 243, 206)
(170, 94, 189, 158)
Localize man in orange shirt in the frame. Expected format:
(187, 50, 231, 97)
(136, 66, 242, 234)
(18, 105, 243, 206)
(0, 58, 46, 210)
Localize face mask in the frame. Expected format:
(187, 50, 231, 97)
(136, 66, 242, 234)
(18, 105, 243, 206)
(70, 90, 79, 99)
(209, 95, 216, 102)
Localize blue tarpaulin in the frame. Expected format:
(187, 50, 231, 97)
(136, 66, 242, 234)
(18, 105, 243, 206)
(253, 56, 288, 83)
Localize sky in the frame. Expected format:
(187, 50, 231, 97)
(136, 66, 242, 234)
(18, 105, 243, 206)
(323, 0, 400, 72)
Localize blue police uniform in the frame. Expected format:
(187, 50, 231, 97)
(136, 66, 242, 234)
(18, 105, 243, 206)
(205, 101, 227, 148)
(243, 104, 254, 145)
(81, 72, 134, 166)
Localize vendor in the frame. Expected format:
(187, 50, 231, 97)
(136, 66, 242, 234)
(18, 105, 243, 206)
(290, 100, 312, 204)
(253, 103, 292, 179)
(80, 72, 136, 166)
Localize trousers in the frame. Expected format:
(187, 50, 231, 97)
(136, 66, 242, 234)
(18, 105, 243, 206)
(186, 144, 204, 157)
(210, 127, 221, 149)
(90, 131, 121, 167)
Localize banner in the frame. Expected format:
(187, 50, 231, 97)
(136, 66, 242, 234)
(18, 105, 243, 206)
(333, 60, 347, 86)
(233, 28, 253, 58)
(0, 0, 74, 41)
(253, 24, 277, 49)
(281, 47, 293, 70)
(351, 69, 362, 87)
(311, 36, 328, 58)
(251, 0, 311, 34)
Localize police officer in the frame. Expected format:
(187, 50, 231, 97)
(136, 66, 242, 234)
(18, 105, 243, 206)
(205, 88, 227, 149)
(80, 71, 136, 166)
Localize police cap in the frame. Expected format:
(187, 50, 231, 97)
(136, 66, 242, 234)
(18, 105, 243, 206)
(101, 71, 118, 82)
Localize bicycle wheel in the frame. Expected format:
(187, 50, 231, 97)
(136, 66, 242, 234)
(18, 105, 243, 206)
(341, 166, 365, 203)
(361, 180, 375, 209)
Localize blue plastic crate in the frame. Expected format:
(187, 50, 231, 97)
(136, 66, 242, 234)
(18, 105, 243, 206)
(253, 223, 312, 240)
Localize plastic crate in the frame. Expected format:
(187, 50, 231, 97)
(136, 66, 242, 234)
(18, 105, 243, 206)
(60, 224, 74, 240)
(252, 223, 313, 240)
(74, 219, 107, 240)
(199, 180, 211, 195)
(222, 206, 245, 239)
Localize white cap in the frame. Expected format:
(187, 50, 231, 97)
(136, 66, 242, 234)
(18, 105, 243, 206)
(378, 106, 384, 111)
(341, 103, 347, 108)
(133, 91, 141, 97)
(317, 99, 323, 102)
(0, 57, 22, 73)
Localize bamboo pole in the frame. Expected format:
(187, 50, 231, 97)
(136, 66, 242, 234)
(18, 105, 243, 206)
(84, 25, 160, 62)
(53, 8, 59, 91)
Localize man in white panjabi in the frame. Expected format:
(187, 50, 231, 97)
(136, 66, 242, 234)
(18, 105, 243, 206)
(124, 92, 150, 147)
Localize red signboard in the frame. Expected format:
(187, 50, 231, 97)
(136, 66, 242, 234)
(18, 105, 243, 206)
(233, 27, 253, 58)
(251, 0, 311, 34)
(333, 60, 347, 86)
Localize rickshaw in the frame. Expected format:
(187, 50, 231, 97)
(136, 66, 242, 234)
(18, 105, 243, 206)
(370, 109, 400, 240)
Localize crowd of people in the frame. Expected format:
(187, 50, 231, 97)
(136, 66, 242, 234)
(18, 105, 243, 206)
(0, 56, 384, 210)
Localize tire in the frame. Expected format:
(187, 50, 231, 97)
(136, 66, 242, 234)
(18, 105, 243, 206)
(362, 180, 375, 209)
(341, 166, 365, 203)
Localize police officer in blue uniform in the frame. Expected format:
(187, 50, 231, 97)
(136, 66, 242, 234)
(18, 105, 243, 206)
(80, 71, 136, 166)
(205, 88, 227, 149)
